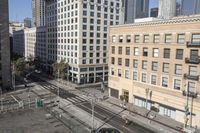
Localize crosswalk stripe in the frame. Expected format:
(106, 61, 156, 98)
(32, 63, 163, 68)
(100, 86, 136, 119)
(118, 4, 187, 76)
(75, 96, 86, 102)
(71, 97, 81, 102)
(66, 98, 77, 103)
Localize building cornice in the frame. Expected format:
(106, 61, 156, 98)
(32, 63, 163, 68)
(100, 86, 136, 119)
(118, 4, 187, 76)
(110, 16, 200, 28)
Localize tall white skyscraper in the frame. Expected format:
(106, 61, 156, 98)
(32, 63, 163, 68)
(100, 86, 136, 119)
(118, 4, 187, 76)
(46, 0, 123, 84)
(158, 0, 176, 19)
(32, 0, 45, 27)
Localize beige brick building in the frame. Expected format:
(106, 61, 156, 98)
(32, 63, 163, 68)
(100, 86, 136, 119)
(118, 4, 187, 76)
(108, 16, 200, 127)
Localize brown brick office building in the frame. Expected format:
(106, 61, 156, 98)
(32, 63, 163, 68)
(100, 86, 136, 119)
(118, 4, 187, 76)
(108, 16, 200, 127)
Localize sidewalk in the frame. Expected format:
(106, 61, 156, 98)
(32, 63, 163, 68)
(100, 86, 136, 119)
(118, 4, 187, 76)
(34, 73, 186, 133)
(101, 98, 184, 133)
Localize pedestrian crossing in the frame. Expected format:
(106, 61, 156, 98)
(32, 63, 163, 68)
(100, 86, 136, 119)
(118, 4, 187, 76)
(66, 96, 86, 104)
(40, 82, 89, 106)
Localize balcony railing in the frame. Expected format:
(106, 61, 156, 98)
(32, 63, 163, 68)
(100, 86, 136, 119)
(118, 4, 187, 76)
(185, 57, 200, 64)
(186, 41, 200, 47)
(184, 74, 199, 81)
(182, 90, 198, 98)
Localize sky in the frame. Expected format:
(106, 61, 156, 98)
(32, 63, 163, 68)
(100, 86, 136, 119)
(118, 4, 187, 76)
(9, 0, 158, 22)
(9, 0, 32, 22)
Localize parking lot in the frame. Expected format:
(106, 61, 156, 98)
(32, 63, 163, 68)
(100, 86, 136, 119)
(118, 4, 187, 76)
(0, 109, 69, 133)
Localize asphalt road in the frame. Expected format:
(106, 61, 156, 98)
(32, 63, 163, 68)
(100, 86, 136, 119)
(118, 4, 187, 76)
(29, 74, 155, 133)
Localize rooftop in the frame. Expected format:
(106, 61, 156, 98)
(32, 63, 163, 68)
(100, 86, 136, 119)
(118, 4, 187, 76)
(110, 15, 200, 28)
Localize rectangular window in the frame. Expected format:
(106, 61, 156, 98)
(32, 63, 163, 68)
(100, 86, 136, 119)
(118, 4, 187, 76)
(153, 48, 159, 57)
(118, 69, 122, 77)
(174, 79, 181, 90)
(189, 66, 197, 76)
(177, 34, 185, 44)
(151, 75, 157, 85)
(125, 70, 129, 79)
(126, 47, 130, 55)
(118, 47, 122, 54)
(144, 35, 149, 43)
(192, 34, 200, 44)
(188, 82, 196, 93)
(163, 48, 170, 59)
(165, 34, 172, 43)
(118, 58, 122, 66)
(133, 72, 138, 80)
(135, 35, 140, 43)
(143, 48, 148, 56)
(142, 73, 147, 83)
(111, 46, 115, 54)
(176, 49, 183, 59)
(175, 64, 182, 75)
(152, 61, 158, 71)
(134, 47, 139, 56)
(154, 34, 160, 43)
(163, 63, 169, 73)
(126, 35, 131, 43)
(112, 35, 116, 43)
(190, 50, 199, 60)
(111, 68, 114, 75)
(125, 59, 130, 67)
(159, 106, 175, 119)
(133, 59, 138, 68)
(119, 35, 123, 43)
(162, 77, 168, 87)
(142, 60, 147, 70)
(111, 57, 115, 64)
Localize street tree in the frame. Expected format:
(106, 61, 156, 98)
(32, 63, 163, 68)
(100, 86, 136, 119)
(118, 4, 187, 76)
(52, 59, 69, 79)
(34, 57, 42, 69)
(14, 57, 26, 75)
(27, 54, 35, 66)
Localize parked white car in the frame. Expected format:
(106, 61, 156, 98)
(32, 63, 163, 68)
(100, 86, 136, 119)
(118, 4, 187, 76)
(35, 70, 41, 73)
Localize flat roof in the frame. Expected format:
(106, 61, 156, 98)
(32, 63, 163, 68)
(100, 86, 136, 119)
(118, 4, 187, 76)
(110, 15, 200, 28)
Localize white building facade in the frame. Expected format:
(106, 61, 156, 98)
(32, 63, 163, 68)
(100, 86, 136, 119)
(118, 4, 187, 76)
(46, 0, 123, 84)
(13, 27, 46, 62)
(9, 22, 25, 35)
(158, 0, 176, 19)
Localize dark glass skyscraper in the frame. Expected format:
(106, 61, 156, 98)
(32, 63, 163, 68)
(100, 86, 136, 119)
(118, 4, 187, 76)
(181, 0, 200, 15)
(0, 0, 12, 89)
(124, 0, 149, 24)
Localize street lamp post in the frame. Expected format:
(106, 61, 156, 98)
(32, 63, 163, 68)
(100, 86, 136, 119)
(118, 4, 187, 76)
(12, 63, 15, 91)
(57, 69, 60, 108)
(145, 88, 152, 110)
(183, 84, 197, 131)
(0, 88, 3, 111)
(28, 88, 31, 108)
(145, 88, 149, 109)
(91, 97, 95, 132)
